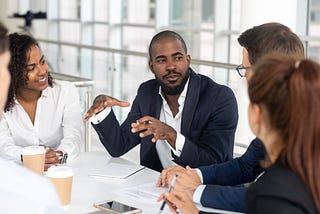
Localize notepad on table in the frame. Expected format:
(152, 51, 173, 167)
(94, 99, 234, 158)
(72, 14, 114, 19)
(89, 162, 145, 179)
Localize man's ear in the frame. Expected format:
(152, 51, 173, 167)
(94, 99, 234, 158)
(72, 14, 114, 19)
(186, 54, 191, 66)
(149, 60, 155, 74)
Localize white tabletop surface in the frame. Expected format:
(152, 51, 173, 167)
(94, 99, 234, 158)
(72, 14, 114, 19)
(65, 151, 244, 214)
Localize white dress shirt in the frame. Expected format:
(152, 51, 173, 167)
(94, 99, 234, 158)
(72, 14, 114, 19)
(155, 80, 188, 169)
(0, 157, 63, 213)
(0, 80, 83, 162)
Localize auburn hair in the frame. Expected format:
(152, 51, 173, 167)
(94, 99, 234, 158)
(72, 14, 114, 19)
(248, 54, 320, 212)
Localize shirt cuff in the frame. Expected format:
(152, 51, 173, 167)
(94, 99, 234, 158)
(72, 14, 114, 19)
(169, 133, 185, 157)
(193, 185, 206, 204)
(195, 168, 204, 183)
(90, 107, 111, 124)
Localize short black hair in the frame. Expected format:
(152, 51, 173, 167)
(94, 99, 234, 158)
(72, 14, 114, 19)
(148, 30, 187, 60)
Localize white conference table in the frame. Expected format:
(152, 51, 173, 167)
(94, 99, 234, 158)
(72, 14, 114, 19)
(65, 151, 244, 214)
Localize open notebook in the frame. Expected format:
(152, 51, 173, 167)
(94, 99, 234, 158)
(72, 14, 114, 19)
(89, 162, 145, 180)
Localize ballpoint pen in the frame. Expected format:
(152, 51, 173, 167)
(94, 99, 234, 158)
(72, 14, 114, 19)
(159, 174, 178, 214)
(60, 153, 68, 164)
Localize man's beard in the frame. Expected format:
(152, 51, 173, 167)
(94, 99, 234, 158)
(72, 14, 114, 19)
(157, 70, 190, 95)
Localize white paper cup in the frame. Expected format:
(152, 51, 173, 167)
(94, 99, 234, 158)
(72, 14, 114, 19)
(21, 146, 46, 174)
(46, 165, 74, 206)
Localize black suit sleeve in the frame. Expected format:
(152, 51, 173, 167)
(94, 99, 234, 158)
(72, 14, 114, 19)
(201, 185, 247, 212)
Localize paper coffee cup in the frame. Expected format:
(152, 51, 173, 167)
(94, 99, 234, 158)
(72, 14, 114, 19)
(22, 145, 46, 174)
(46, 165, 74, 206)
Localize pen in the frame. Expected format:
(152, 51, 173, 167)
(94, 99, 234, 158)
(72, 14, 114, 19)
(159, 174, 178, 214)
(61, 153, 68, 164)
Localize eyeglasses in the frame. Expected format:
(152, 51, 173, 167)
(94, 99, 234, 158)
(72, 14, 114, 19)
(236, 64, 251, 77)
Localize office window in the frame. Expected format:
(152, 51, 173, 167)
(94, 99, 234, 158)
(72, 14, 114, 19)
(311, 0, 320, 23)
(149, 0, 156, 22)
(94, 24, 109, 47)
(94, 0, 108, 22)
(308, 0, 320, 61)
(126, 0, 151, 24)
(122, 0, 128, 22)
(60, 0, 79, 20)
(123, 26, 154, 52)
(202, 0, 214, 22)
(170, 0, 184, 25)
(60, 22, 80, 42)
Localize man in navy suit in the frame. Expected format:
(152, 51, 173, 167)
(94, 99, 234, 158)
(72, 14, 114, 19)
(158, 23, 305, 213)
(84, 30, 238, 172)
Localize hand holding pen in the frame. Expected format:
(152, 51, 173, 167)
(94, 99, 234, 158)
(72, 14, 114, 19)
(158, 174, 178, 214)
(162, 189, 200, 214)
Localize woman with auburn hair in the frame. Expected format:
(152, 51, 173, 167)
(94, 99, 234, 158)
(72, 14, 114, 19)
(161, 54, 319, 214)
(246, 54, 319, 213)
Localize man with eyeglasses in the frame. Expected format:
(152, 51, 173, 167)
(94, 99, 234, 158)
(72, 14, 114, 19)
(157, 22, 305, 213)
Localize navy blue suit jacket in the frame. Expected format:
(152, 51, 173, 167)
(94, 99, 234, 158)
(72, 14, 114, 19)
(199, 138, 266, 212)
(92, 69, 238, 172)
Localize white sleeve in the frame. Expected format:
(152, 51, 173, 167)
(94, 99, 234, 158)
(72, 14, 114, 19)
(195, 168, 204, 183)
(90, 107, 112, 124)
(193, 185, 206, 204)
(168, 132, 185, 157)
(0, 116, 23, 162)
(57, 83, 83, 162)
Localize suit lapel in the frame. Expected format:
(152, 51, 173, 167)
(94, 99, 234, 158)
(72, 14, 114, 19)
(181, 69, 201, 136)
(149, 85, 162, 119)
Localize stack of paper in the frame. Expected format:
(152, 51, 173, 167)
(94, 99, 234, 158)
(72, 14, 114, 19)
(89, 162, 145, 179)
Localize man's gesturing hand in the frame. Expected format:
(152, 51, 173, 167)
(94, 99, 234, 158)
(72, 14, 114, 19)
(84, 95, 130, 121)
(131, 116, 177, 148)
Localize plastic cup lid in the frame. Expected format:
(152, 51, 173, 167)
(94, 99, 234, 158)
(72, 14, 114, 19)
(22, 145, 46, 155)
(46, 165, 74, 178)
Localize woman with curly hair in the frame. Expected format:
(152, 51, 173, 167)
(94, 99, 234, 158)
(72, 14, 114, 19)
(0, 24, 62, 213)
(0, 33, 83, 170)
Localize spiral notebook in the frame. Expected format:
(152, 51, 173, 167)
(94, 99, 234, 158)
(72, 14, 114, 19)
(89, 162, 145, 180)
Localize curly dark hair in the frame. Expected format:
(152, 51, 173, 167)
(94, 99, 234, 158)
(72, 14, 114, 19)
(5, 33, 53, 112)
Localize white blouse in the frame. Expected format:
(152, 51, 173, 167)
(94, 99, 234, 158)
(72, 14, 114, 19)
(0, 80, 83, 162)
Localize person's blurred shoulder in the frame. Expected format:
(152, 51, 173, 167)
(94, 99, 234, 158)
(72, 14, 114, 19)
(0, 157, 63, 213)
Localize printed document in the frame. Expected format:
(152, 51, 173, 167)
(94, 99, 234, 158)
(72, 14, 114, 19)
(89, 162, 145, 179)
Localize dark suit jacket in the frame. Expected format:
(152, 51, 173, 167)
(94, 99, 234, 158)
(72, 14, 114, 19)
(93, 69, 238, 172)
(198, 138, 266, 212)
(246, 159, 317, 214)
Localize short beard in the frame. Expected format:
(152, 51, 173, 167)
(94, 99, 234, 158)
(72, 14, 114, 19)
(157, 70, 190, 95)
